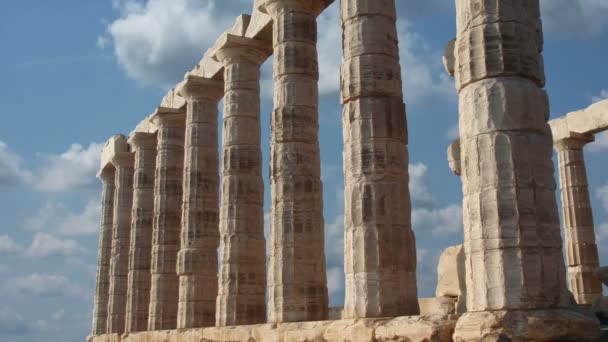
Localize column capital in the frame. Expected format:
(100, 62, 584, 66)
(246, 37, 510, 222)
(176, 75, 224, 101)
(257, 0, 333, 17)
(111, 152, 135, 168)
(97, 165, 116, 183)
(150, 107, 186, 128)
(554, 133, 595, 151)
(211, 34, 272, 66)
(128, 132, 157, 150)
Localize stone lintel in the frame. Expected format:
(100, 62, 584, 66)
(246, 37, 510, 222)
(257, 0, 334, 17)
(127, 132, 157, 150)
(97, 163, 116, 182)
(447, 139, 461, 176)
(100, 135, 129, 176)
(443, 38, 456, 77)
(245, 8, 272, 41)
(89, 315, 458, 342)
(160, 88, 187, 110)
(176, 75, 224, 101)
(129, 115, 158, 137)
(550, 99, 608, 142)
(110, 152, 135, 168)
(554, 132, 595, 151)
(150, 107, 186, 126)
(210, 33, 272, 65)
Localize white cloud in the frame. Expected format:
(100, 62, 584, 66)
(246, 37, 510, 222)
(0, 307, 28, 335)
(588, 131, 608, 153)
(592, 89, 608, 103)
(412, 204, 463, 236)
(326, 266, 344, 297)
(3, 274, 89, 300)
(24, 233, 85, 258)
(25, 199, 101, 236)
(409, 163, 434, 204)
(541, 0, 608, 38)
(0, 235, 24, 255)
(597, 223, 608, 242)
(101, 0, 236, 87)
(597, 183, 608, 211)
(324, 214, 344, 267)
(0, 141, 32, 186)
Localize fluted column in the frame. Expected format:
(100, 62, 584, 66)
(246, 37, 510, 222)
(125, 133, 157, 332)
(212, 35, 271, 326)
(555, 136, 602, 306)
(107, 152, 135, 334)
(91, 166, 115, 335)
(340, 0, 418, 318)
(175, 76, 223, 329)
(257, 0, 331, 323)
(148, 108, 186, 331)
(452, 1, 599, 340)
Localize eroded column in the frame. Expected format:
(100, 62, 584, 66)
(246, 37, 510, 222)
(257, 0, 331, 323)
(341, 0, 418, 318)
(107, 152, 135, 334)
(212, 35, 271, 326)
(125, 133, 157, 332)
(175, 76, 223, 329)
(555, 136, 602, 305)
(452, 1, 599, 340)
(91, 166, 115, 335)
(148, 109, 186, 331)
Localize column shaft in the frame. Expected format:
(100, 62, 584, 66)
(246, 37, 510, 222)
(107, 153, 135, 334)
(556, 138, 602, 305)
(125, 133, 157, 332)
(148, 110, 186, 331)
(213, 40, 270, 326)
(91, 168, 115, 335)
(176, 77, 223, 329)
(340, 0, 418, 318)
(259, 0, 330, 323)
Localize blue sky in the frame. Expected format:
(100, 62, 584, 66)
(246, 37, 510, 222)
(0, 1, 607, 341)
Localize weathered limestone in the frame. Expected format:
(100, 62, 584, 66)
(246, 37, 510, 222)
(555, 135, 602, 306)
(436, 245, 466, 314)
(174, 76, 223, 329)
(257, 0, 331, 323)
(211, 34, 272, 327)
(148, 108, 186, 331)
(340, 0, 418, 318)
(451, 1, 600, 340)
(125, 133, 158, 333)
(107, 151, 135, 334)
(91, 165, 116, 336)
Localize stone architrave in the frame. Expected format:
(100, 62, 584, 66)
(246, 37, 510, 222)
(91, 166, 116, 336)
(211, 34, 272, 327)
(451, 1, 600, 340)
(107, 152, 135, 335)
(148, 108, 186, 331)
(125, 133, 157, 333)
(175, 76, 224, 329)
(555, 135, 602, 305)
(257, 0, 332, 323)
(340, 0, 418, 318)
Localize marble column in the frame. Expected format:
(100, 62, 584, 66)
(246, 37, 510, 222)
(340, 0, 418, 318)
(91, 166, 115, 335)
(555, 136, 602, 306)
(107, 152, 135, 334)
(125, 133, 157, 332)
(175, 76, 223, 329)
(212, 34, 271, 326)
(148, 108, 186, 331)
(452, 1, 599, 340)
(257, 0, 331, 323)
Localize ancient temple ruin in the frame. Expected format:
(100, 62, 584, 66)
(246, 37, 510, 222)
(88, 1, 606, 341)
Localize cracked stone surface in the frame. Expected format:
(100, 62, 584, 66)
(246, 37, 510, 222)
(340, 0, 418, 319)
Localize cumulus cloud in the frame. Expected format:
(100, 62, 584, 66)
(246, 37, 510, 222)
(0, 307, 28, 335)
(23, 233, 85, 258)
(413, 204, 463, 236)
(0, 235, 24, 255)
(409, 163, 434, 204)
(326, 266, 344, 298)
(0, 142, 32, 186)
(25, 200, 101, 236)
(541, 0, 608, 38)
(3, 274, 89, 300)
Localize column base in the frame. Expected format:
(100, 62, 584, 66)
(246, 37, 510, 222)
(453, 309, 600, 342)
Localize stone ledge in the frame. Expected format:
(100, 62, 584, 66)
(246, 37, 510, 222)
(88, 314, 457, 342)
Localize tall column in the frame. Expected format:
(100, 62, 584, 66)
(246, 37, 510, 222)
(125, 133, 157, 332)
(555, 136, 602, 306)
(175, 76, 223, 329)
(340, 0, 418, 318)
(91, 166, 115, 335)
(452, 1, 599, 340)
(107, 152, 135, 334)
(212, 34, 271, 326)
(257, 0, 331, 323)
(148, 109, 186, 331)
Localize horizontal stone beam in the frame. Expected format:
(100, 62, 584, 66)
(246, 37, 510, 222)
(99, 135, 129, 176)
(549, 99, 608, 142)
